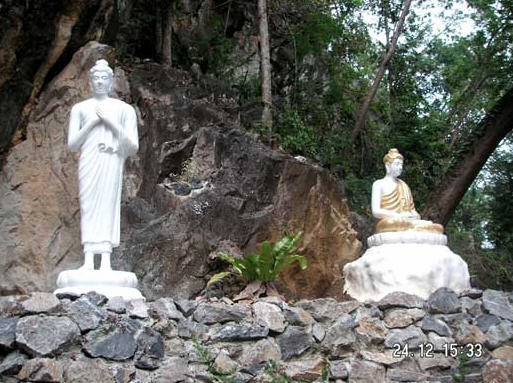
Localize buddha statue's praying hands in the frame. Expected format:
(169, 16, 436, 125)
(371, 148, 443, 234)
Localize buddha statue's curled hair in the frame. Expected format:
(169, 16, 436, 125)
(383, 148, 404, 164)
(89, 59, 113, 78)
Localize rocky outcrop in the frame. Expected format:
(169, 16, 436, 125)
(0, 42, 360, 299)
(1, 288, 513, 383)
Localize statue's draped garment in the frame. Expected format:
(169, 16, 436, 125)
(380, 179, 415, 213)
(68, 98, 138, 253)
(376, 179, 443, 234)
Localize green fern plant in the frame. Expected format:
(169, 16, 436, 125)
(207, 233, 307, 299)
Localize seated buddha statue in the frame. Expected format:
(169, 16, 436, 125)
(371, 148, 443, 234)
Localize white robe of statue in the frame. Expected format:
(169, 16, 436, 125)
(68, 98, 138, 254)
(55, 59, 143, 301)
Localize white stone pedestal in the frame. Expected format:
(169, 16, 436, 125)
(343, 232, 470, 302)
(54, 270, 144, 301)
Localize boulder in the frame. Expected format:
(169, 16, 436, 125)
(355, 317, 388, 344)
(426, 288, 461, 314)
(17, 358, 63, 383)
(20, 293, 60, 314)
(134, 327, 165, 370)
(106, 297, 127, 314)
(83, 291, 108, 306)
(148, 298, 185, 321)
(385, 357, 429, 382)
(83, 319, 139, 360)
(420, 316, 452, 337)
(0, 316, 18, 348)
(383, 308, 425, 328)
(329, 360, 349, 379)
(482, 290, 513, 321)
(0, 38, 360, 300)
(427, 332, 456, 352)
(282, 305, 315, 326)
(283, 357, 324, 382)
(63, 359, 115, 383)
(174, 299, 198, 317)
(477, 313, 501, 332)
(492, 345, 513, 361)
(127, 299, 149, 319)
(483, 359, 513, 383)
(384, 325, 428, 350)
(0, 350, 28, 376)
(177, 319, 209, 340)
(15, 316, 80, 356)
(238, 338, 281, 366)
(359, 350, 404, 366)
(453, 323, 488, 346)
(252, 301, 285, 333)
(312, 323, 326, 342)
(296, 299, 359, 322)
(348, 359, 385, 383)
(193, 302, 249, 324)
(214, 350, 238, 374)
(150, 357, 188, 383)
(416, 353, 458, 370)
(377, 292, 424, 309)
(67, 297, 107, 332)
(277, 325, 314, 360)
(486, 320, 513, 349)
(209, 322, 269, 341)
(323, 314, 357, 356)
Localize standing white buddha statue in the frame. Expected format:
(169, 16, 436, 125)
(343, 148, 470, 301)
(55, 59, 143, 300)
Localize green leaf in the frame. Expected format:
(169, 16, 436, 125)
(207, 271, 232, 287)
(243, 253, 261, 281)
(258, 241, 274, 281)
(272, 232, 302, 279)
(217, 252, 245, 276)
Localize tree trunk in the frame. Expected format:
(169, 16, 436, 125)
(424, 87, 513, 226)
(447, 75, 488, 150)
(162, 2, 173, 66)
(258, 0, 273, 135)
(155, 6, 162, 59)
(351, 0, 413, 142)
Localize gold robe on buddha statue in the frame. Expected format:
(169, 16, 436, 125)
(376, 180, 444, 234)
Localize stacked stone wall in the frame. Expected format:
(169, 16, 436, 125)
(1, 288, 513, 382)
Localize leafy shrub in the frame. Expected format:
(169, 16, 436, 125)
(207, 233, 307, 287)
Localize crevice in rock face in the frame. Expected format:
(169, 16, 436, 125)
(158, 135, 198, 185)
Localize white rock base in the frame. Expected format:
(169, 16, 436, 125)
(343, 232, 470, 302)
(54, 270, 144, 301)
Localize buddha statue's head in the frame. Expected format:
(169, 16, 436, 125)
(383, 148, 404, 178)
(89, 59, 113, 97)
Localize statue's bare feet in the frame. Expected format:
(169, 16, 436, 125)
(79, 253, 94, 270)
(78, 261, 94, 271)
(100, 253, 111, 271)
